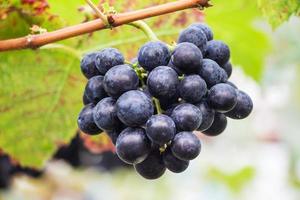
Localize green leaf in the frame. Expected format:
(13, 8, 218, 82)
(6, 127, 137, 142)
(205, 0, 270, 81)
(0, 49, 83, 167)
(207, 166, 255, 193)
(257, 0, 300, 28)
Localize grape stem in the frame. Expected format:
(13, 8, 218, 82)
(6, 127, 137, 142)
(129, 61, 146, 86)
(129, 20, 179, 51)
(153, 98, 163, 114)
(128, 21, 175, 52)
(128, 21, 159, 41)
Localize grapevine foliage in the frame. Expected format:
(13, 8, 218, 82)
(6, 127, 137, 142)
(258, 0, 300, 28)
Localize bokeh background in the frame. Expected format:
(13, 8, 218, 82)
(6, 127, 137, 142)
(1, 0, 300, 199)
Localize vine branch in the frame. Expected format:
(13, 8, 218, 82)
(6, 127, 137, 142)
(0, 0, 210, 52)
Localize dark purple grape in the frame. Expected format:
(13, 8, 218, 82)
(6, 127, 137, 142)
(116, 127, 151, 164)
(147, 66, 179, 99)
(221, 62, 232, 78)
(203, 112, 227, 136)
(198, 59, 228, 88)
(179, 75, 207, 103)
(93, 97, 121, 131)
(205, 40, 230, 66)
(171, 42, 203, 74)
(80, 52, 101, 79)
(103, 64, 139, 98)
(134, 150, 166, 179)
(190, 23, 213, 41)
(171, 132, 201, 161)
(146, 114, 176, 145)
(225, 90, 253, 119)
(178, 26, 207, 53)
(163, 148, 189, 173)
(77, 104, 102, 135)
(84, 75, 108, 104)
(95, 48, 124, 74)
(116, 90, 154, 127)
(208, 83, 237, 112)
(171, 103, 202, 131)
(196, 100, 215, 131)
(138, 41, 170, 71)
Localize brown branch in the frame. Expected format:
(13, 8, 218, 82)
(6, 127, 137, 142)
(0, 0, 210, 52)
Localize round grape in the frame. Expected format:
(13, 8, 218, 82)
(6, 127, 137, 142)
(203, 113, 227, 136)
(196, 100, 215, 131)
(178, 26, 207, 53)
(93, 97, 121, 131)
(138, 41, 170, 71)
(179, 75, 207, 103)
(147, 66, 179, 99)
(208, 83, 237, 112)
(171, 42, 203, 74)
(134, 150, 166, 179)
(80, 52, 101, 79)
(221, 62, 232, 78)
(146, 114, 176, 145)
(171, 132, 201, 161)
(77, 104, 102, 135)
(103, 64, 139, 98)
(190, 23, 213, 41)
(198, 59, 228, 88)
(163, 148, 189, 173)
(84, 75, 107, 104)
(205, 40, 230, 66)
(225, 90, 253, 119)
(95, 48, 124, 74)
(116, 127, 151, 164)
(171, 103, 202, 131)
(116, 90, 154, 127)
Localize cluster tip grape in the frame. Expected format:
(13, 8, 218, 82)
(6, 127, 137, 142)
(77, 22, 253, 180)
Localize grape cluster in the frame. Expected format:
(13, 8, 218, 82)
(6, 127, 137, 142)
(78, 23, 253, 179)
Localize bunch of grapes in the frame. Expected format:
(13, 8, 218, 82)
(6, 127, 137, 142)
(78, 23, 253, 179)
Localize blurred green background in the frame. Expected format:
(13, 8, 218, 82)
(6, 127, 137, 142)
(0, 0, 300, 199)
